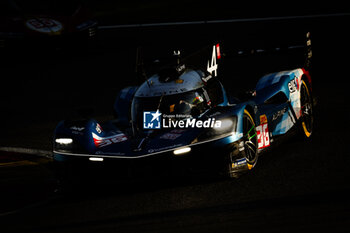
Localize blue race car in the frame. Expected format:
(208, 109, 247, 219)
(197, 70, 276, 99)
(53, 43, 313, 179)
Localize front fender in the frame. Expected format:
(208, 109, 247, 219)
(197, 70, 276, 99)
(54, 119, 103, 154)
(231, 102, 256, 140)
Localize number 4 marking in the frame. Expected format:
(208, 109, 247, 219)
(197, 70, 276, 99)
(207, 45, 218, 76)
(256, 123, 270, 149)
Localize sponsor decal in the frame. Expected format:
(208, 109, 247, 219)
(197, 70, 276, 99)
(70, 126, 85, 131)
(202, 74, 212, 83)
(256, 123, 270, 149)
(70, 126, 85, 135)
(288, 76, 300, 93)
(231, 158, 253, 170)
(92, 133, 127, 148)
(95, 151, 125, 156)
(148, 144, 184, 153)
(260, 114, 268, 124)
(96, 123, 103, 134)
(272, 107, 288, 121)
(232, 158, 247, 168)
(176, 64, 186, 73)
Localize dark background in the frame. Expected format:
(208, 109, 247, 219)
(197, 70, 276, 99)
(1, 1, 350, 232)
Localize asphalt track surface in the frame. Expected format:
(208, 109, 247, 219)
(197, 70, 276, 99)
(1, 14, 350, 232)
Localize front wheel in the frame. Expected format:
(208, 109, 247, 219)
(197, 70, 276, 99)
(299, 79, 313, 138)
(227, 109, 258, 177)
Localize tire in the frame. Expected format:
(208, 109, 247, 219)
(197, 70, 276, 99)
(227, 109, 258, 177)
(299, 79, 313, 138)
(242, 109, 259, 167)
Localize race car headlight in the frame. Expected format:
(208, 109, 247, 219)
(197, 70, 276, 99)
(55, 138, 73, 145)
(173, 147, 191, 155)
(89, 157, 104, 162)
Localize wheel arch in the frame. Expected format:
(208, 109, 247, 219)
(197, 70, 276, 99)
(301, 68, 312, 92)
(234, 102, 257, 138)
(244, 104, 257, 127)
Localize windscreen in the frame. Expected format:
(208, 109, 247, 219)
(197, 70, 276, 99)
(131, 89, 209, 130)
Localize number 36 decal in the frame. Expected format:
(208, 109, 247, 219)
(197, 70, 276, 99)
(256, 123, 270, 149)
